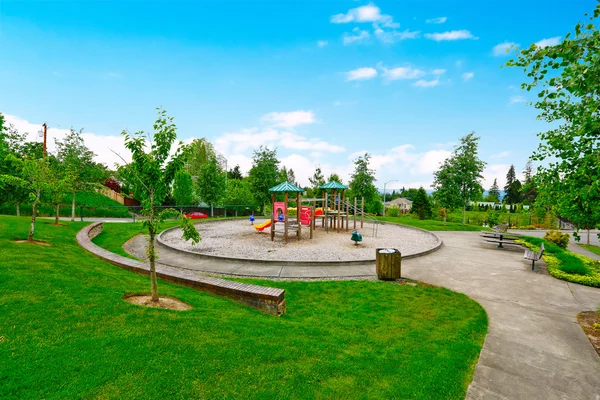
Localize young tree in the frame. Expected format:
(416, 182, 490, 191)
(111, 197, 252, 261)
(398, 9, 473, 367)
(55, 128, 108, 221)
(119, 108, 200, 303)
(196, 155, 226, 216)
(487, 179, 501, 202)
(228, 165, 243, 180)
(412, 187, 433, 220)
(348, 153, 381, 214)
(507, 3, 600, 243)
(248, 146, 280, 212)
(432, 132, 485, 225)
(173, 170, 196, 208)
(185, 138, 218, 177)
(1, 156, 54, 241)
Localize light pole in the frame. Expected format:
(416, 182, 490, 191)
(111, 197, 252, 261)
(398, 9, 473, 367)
(382, 179, 398, 216)
(38, 123, 48, 157)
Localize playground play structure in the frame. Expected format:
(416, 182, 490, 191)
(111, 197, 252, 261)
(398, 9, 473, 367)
(253, 180, 380, 243)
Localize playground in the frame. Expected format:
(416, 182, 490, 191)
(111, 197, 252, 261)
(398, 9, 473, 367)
(159, 218, 440, 262)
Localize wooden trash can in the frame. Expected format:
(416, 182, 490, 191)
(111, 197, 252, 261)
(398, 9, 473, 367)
(376, 248, 401, 280)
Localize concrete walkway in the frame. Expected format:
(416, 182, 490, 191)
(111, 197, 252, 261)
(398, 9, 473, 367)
(510, 229, 600, 261)
(127, 231, 600, 399)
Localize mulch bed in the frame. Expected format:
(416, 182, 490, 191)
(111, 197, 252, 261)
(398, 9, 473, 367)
(123, 293, 192, 311)
(577, 311, 600, 356)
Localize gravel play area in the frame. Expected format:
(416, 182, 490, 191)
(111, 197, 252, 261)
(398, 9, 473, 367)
(160, 219, 440, 262)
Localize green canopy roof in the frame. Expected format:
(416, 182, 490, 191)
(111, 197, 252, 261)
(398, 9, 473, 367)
(269, 181, 305, 193)
(319, 180, 348, 190)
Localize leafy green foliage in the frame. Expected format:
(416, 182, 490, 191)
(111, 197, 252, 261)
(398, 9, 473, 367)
(543, 229, 570, 249)
(327, 173, 343, 184)
(225, 178, 255, 212)
(173, 170, 196, 206)
(228, 164, 243, 180)
(486, 179, 501, 202)
(432, 132, 486, 224)
(308, 167, 326, 196)
(120, 108, 200, 301)
(411, 187, 432, 220)
(248, 146, 280, 211)
(504, 165, 522, 205)
(507, 4, 600, 244)
(348, 153, 381, 214)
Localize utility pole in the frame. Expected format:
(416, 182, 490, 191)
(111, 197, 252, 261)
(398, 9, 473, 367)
(382, 179, 398, 216)
(42, 123, 48, 157)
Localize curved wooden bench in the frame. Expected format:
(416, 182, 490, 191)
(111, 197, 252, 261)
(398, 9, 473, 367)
(76, 222, 286, 316)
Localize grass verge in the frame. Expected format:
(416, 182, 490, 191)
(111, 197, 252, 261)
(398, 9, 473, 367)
(377, 216, 489, 231)
(518, 236, 600, 287)
(0, 215, 487, 399)
(579, 244, 600, 257)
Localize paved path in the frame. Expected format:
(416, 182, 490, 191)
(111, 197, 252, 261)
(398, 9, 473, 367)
(511, 229, 600, 261)
(127, 231, 600, 399)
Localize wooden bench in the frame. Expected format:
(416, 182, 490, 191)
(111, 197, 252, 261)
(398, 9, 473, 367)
(493, 224, 509, 233)
(524, 243, 544, 271)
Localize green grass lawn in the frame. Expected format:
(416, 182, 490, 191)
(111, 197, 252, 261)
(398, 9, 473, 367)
(377, 215, 488, 231)
(0, 215, 487, 399)
(579, 244, 600, 256)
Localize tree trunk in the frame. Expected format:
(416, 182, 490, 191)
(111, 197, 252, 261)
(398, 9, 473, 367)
(28, 190, 40, 241)
(71, 192, 76, 222)
(587, 229, 590, 245)
(149, 228, 158, 302)
(210, 204, 214, 217)
(443, 214, 447, 226)
(462, 206, 466, 225)
(55, 204, 60, 225)
(16, 202, 20, 217)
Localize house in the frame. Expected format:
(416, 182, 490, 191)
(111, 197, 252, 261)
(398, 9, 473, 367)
(385, 197, 412, 213)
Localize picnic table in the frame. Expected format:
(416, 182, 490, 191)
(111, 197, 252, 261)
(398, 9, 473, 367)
(480, 231, 522, 249)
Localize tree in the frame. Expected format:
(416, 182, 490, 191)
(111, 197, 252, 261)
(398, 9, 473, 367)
(1, 156, 54, 241)
(412, 187, 432, 220)
(228, 165, 243, 180)
(248, 146, 280, 212)
(327, 173, 343, 184)
(173, 170, 196, 207)
(399, 187, 420, 202)
(348, 153, 381, 214)
(308, 167, 325, 197)
(0, 117, 29, 215)
(45, 161, 76, 225)
(504, 165, 522, 205)
(507, 4, 600, 243)
(55, 128, 108, 221)
(225, 178, 255, 215)
(487, 179, 501, 202)
(521, 160, 538, 204)
(185, 138, 218, 177)
(119, 108, 200, 303)
(196, 155, 226, 216)
(432, 132, 485, 225)
(432, 161, 461, 225)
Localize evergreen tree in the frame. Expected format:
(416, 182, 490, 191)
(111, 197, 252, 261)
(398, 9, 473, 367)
(248, 146, 280, 212)
(412, 187, 432, 220)
(308, 167, 325, 197)
(504, 165, 522, 204)
(521, 160, 538, 204)
(487, 179, 501, 202)
(228, 165, 243, 180)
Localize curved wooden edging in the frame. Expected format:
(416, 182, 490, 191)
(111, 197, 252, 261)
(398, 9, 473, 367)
(76, 222, 286, 316)
(156, 219, 443, 267)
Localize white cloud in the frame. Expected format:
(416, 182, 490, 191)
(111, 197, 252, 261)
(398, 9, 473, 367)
(483, 164, 511, 188)
(3, 114, 130, 168)
(490, 151, 510, 159)
(345, 67, 378, 81)
(317, 40, 328, 48)
(493, 41, 518, 56)
(333, 101, 342, 106)
(462, 72, 474, 81)
(373, 27, 420, 43)
(425, 30, 478, 41)
(330, 3, 397, 27)
(455, 60, 463, 68)
(380, 65, 426, 81)
(343, 28, 370, 45)
(413, 79, 440, 88)
(432, 69, 446, 75)
(535, 36, 561, 48)
(278, 132, 345, 153)
(509, 96, 525, 104)
(260, 110, 316, 128)
(426, 17, 447, 24)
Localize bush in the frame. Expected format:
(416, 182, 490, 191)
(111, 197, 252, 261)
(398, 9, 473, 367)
(555, 252, 590, 276)
(544, 230, 570, 249)
(486, 210, 500, 227)
(385, 206, 401, 218)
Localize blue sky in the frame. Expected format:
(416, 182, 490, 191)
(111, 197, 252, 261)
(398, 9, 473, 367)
(0, 0, 594, 190)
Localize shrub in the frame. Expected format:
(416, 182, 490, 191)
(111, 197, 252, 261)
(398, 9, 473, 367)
(555, 252, 590, 276)
(544, 230, 570, 249)
(486, 210, 500, 227)
(386, 205, 401, 218)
